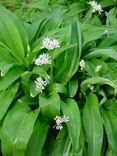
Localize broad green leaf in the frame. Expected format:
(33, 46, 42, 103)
(0, 6, 25, 62)
(104, 99, 117, 115)
(99, 34, 117, 47)
(0, 46, 17, 64)
(61, 99, 81, 154)
(21, 71, 32, 96)
(43, 6, 66, 31)
(51, 128, 71, 156)
(39, 93, 60, 119)
(0, 62, 14, 77)
(1, 103, 39, 156)
(83, 93, 103, 156)
(68, 79, 78, 97)
(82, 25, 106, 46)
(105, 8, 117, 27)
(26, 120, 49, 156)
(27, 0, 49, 10)
(26, 18, 46, 43)
(85, 48, 117, 61)
(102, 109, 117, 155)
(66, 3, 86, 17)
(106, 146, 115, 156)
(0, 65, 25, 90)
(55, 18, 82, 84)
(0, 83, 19, 121)
(81, 77, 116, 93)
(77, 125, 85, 156)
(32, 66, 49, 78)
(52, 43, 78, 60)
(0, 6, 29, 53)
(100, 0, 117, 7)
(48, 83, 68, 96)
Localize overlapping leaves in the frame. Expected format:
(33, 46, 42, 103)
(0, 1, 117, 156)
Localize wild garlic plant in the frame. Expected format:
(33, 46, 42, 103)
(0, 1, 117, 156)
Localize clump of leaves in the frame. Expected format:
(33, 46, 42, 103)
(0, 0, 117, 156)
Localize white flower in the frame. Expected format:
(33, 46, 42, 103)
(79, 59, 85, 70)
(53, 115, 69, 130)
(18, 99, 22, 103)
(95, 65, 102, 73)
(88, 1, 103, 14)
(62, 115, 70, 123)
(41, 37, 60, 50)
(34, 53, 51, 66)
(35, 76, 50, 93)
(44, 75, 51, 85)
(104, 30, 108, 34)
(52, 39, 60, 49)
(87, 84, 94, 90)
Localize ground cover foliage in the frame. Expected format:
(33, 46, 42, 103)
(0, 0, 117, 155)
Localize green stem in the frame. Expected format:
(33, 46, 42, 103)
(50, 51, 53, 82)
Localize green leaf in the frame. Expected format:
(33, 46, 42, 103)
(26, 120, 49, 156)
(1, 104, 39, 156)
(27, 17, 46, 43)
(61, 99, 81, 154)
(0, 62, 14, 77)
(52, 43, 78, 60)
(98, 90, 107, 106)
(55, 18, 82, 84)
(102, 109, 117, 155)
(66, 3, 86, 17)
(83, 93, 103, 156)
(29, 81, 38, 98)
(77, 125, 85, 156)
(27, 0, 49, 10)
(0, 83, 19, 121)
(81, 77, 116, 93)
(39, 93, 60, 119)
(0, 65, 25, 90)
(84, 48, 117, 61)
(105, 8, 117, 27)
(68, 79, 78, 97)
(0, 6, 26, 62)
(0, 46, 17, 64)
(100, 0, 117, 7)
(106, 146, 115, 156)
(51, 128, 71, 156)
(82, 25, 106, 46)
(43, 6, 65, 31)
(48, 83, 68, 96)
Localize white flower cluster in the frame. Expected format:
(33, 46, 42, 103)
(33, 37, 60, 95)
(34, 53, 51, 66)
(88, 1, 103, 14)
(79, 59, 85, 71)
(53, 115, 69, 130)
(35, 76, 50, 93)
(41, 37, 60, 50)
